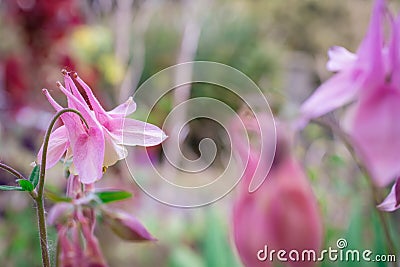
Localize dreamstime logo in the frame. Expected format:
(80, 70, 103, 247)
(122, 61, 276, 208)
(257, 238, 397, 263)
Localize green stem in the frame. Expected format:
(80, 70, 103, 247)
(311, 117, 397, 257)
(35, 108, 88, 267)
(36, 195, 50, 267)
(0, 162, 36, 198)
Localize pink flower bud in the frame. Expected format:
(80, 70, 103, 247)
(232, 122, 322, 267)
(102, 209, 156, 242)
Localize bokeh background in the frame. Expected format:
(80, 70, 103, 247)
(0, 0, 399, 266)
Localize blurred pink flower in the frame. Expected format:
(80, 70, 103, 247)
(38, 71, 167, 184)
(232, 119, 322, 267)
(300, 0, 400, 187)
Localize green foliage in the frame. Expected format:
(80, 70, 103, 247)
(44, 189, 72, 203)
(0, 205, 53, 266)
(201, 210, 241, 267)
(16, 180, 33, 192)
(28, 165, 40, 189)
(168, 247, 205, 267)
(95, 190, 133, 204)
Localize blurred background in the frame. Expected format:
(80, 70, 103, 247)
(0, 0, 399, 266)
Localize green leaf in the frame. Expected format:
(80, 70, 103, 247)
(0, 185, 23, 191)
(17, 180, 34, 192)
(45, 189, 72, 203)
(28, 165, 40, 188)
(95, 190, 132, 203)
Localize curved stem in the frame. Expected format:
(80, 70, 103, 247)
(38, 108, 88, 197)
(311, 117, 397, 257)
(0, 162, 36, 199)
(35, 108, 88, 267)
(0, 162, 26, 180)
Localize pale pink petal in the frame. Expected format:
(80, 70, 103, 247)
(105, 118, 167, 147)
(108, 97, 137, 117)
(38, 126, 69, 169)
(73, 127, 105, 184)
(326, 46, 357, 72)
(348, 87, 400, 187)
(103, 129, 128, 167)
(300, 70, 360, 123)
(377, 184, 399, 211)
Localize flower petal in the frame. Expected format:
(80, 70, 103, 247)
(300, 70, 360, 124)
(103, 129, 128, 167)
(326, 46, 357, 72)
(64, 74, 87, 106)
(73, 127, 105, 184)
(37, 125, 69, 169)
(75, 74, 110, 122)
(355, 0, 385, 90)
(108, 97, 137, 117)
(378, 182, 400, 211)
(42, 89, 85, 144)
(348, 87, 400, 187)
(107, 118, 167, 147)
(57, 82, 100, 129)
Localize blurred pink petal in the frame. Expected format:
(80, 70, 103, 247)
(378, 179, 400, 211)
(300, 70, 360, 124)
(326, 46, 357, 72)
(347, 88, 400, 186)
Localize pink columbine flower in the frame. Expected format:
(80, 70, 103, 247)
(300, 0, 400, 188)
(38, 70, 167, 184)
(232, 118, 322, 267)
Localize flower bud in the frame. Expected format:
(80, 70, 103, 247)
(232, 121, 322, 267)
(102, 209, 156, 242)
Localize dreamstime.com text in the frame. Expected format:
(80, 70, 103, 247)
(257, 238, 396, 263)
